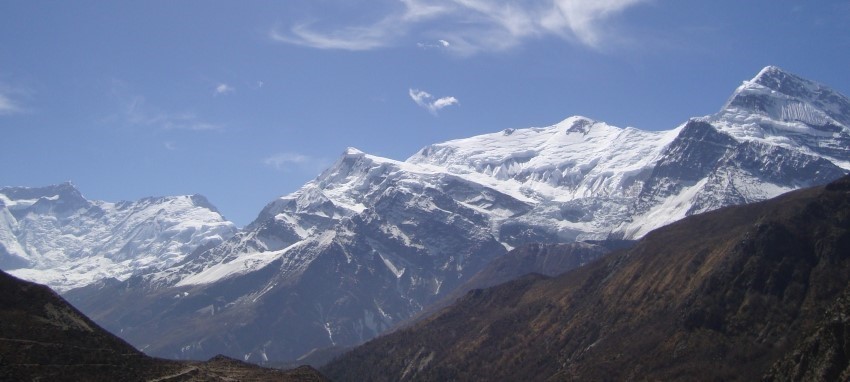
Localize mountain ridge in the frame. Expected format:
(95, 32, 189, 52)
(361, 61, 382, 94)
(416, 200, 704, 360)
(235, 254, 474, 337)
(17, 65, 850, 364)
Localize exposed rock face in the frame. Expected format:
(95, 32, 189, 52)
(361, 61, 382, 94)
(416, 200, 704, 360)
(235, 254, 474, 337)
(322, 175, 850, 381)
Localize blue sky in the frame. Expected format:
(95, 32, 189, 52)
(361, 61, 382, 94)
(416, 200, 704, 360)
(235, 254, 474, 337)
(1, 1, 849, 226)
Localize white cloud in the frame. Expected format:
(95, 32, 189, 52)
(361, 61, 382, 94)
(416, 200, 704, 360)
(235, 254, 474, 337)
(164, 141, 177, 151)
(417, 39, 451, 49)
(270, 0, 648, 54)
(214, 83, 234, 95)
(409, 88, 459, 115)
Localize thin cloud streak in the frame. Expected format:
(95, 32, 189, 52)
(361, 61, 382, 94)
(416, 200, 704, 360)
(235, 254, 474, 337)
(0, 85, 27, 115)
(270, 23, 391, 51)
(0, 93, 22, 115)
(270, 0, 648, 54)
(264, 152, 309, 169)
(104, 79, 223, 132)
(417, 39, 451, 49)
(120, 96, 224, 131)
(264, 152, 329, 174)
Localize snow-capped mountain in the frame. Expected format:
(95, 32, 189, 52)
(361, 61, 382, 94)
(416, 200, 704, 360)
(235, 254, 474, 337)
(0, 182, 237, 291)
(65, 66, 849, 363)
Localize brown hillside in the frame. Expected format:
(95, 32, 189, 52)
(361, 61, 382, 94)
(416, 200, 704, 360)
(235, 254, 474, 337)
(0, 270, 327, 382)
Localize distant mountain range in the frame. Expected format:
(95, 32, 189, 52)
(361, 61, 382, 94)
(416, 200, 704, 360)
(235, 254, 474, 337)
(0, 182, 236, 291)
(3, 66, 849, 364)
(322, 174, 850, 381)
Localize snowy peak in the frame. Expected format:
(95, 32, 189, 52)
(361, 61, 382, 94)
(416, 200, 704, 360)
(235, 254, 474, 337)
(563, 115, 598, 134)
(409, 116, 614, 168)
(343, 146, 365, 156)
(408, 115, 676, 202)
(723, 66, 850, 130)
(1, 181, 81, 200)
(190, 194, 221, 214)
(0, 182, 90, 216)
(751, 65, 807, 91)
(711, 67, 850, 168)
(750, 66, 847, 116)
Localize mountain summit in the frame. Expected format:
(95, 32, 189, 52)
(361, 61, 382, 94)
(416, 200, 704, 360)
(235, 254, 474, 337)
(714, 65, 850, 162)
(44, 66, 850, 363)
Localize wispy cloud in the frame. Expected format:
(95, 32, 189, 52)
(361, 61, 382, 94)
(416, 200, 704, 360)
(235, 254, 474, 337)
(417, 39, 451, 49)
(270, 0, 648, 54)
(0, 93, 22, 115)
(409, 88, 459, 115)
(214, 83, 234, 96)
(103, 79, 224, 133)
(264, 152, 329, 173)
(270, 22, 391, 51)
(264, 152, 309, 170)
(164, 141, 178, 151)
(118, 95, 223, 131)
(0, 84, 27, 115)
(541, 0, 649, 47)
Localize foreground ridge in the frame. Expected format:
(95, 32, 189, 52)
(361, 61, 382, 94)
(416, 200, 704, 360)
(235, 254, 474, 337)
(0, 269, 327, 381)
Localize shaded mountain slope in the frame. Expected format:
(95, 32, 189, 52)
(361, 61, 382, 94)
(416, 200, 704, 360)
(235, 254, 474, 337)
(0, 269, 326, 381)
(457, 241, 625, 292)
(403, 241, 617, 328)
(281, 241, 620, 369)
(323, 174, 850, 381)
(763, 289, 850, 381)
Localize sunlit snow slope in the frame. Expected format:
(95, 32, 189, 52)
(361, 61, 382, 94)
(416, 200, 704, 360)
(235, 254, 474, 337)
(0, 183, 236, 291)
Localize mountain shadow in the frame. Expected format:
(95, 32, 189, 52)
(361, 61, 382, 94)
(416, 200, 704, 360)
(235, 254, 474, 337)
(0, 269, 327, 382)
